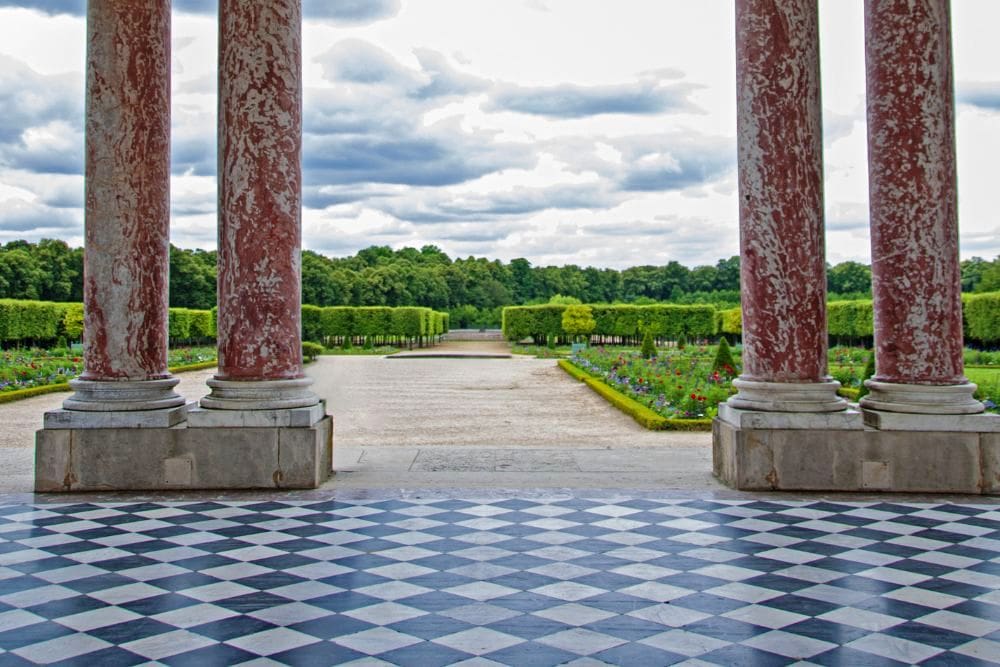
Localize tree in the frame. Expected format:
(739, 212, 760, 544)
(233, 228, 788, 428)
(34, 238, 81, 302)
(302, 250, 340, 305)
(713, 256, 741, 291)
(561, 304, 596, 343)
(961, 257, 989, 292)
(977, 257, 1000, 293)
(0, 247, 45, 300)
(509, 258, 535, 302)
(169, 245, 216, 309)
(641, 330, 656, 359)
(828, 261, 872, 296)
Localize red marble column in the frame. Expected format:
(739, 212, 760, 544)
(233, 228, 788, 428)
(64, 0, 183, 412)
(861, 0, 981, 414)
(729, 0, 845, 412)
(202, 0, 317, 410)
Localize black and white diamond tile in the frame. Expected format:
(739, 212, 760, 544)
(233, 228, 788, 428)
(0, 496, 996, 665)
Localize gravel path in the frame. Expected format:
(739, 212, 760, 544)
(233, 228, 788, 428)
(0, 347, 714, 492)
(315, 355, 707, 449)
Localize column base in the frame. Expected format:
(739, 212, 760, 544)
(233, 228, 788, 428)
(727, 379, 848, 412)
(200, 377, 319, 410)
(63, 378, 185, 411)
(860, 381, 984, 414)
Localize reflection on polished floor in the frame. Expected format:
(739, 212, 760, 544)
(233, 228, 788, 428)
(0, 492, 997, 665)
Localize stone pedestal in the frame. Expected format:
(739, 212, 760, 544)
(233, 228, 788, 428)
(714, 414, 1000, 494)
(730, 0, 846, 413)
(35, 413, 333, 492)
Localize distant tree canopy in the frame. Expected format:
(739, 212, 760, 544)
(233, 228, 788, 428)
(1, 240, 996, 328)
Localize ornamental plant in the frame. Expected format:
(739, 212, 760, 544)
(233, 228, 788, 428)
(640, 330, 656, 359)
(857, 353, 876, 399)
(712, 337, 737, 378)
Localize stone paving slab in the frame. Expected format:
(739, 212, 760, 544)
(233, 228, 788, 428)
(0, 493, 997, 665)
(332, 446, 717, 490)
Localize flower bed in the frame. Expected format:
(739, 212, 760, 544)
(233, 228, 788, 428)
(0, 351, 82, 392)
(568, 345, 735, 420)
(0, 346, 217, 394)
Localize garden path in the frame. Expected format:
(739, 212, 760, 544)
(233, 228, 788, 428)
(0, 345, 717, 493)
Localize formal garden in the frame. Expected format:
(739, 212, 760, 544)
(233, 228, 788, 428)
(0, 295, 997, 426)
(503, 299, 1000, 429)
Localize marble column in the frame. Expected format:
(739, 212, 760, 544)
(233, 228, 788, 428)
(860, 0, 982, 415)
(728, 0, 845, 412)
(64, 0, 183, 413)
(201, 0, 318, 410)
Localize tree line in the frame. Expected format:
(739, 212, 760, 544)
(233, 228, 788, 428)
(2, 239, 998, 328)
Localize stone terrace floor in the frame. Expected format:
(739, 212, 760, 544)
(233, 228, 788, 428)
(0, 490, 997, 666)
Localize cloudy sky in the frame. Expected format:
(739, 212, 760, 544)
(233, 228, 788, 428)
(0, 1, 997, 269)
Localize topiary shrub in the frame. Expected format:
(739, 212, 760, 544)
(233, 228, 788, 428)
(712, 337, 737, 378)
(302, 341, 324, 362)
(857, 353, 876, 399)
(641, 330, 656, 359)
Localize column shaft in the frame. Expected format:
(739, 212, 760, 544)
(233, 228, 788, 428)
(861, 0, 981, 414)
(730, 0, 844, 412)
(204, 0, 317, 410)
(66, 0, 181, 411)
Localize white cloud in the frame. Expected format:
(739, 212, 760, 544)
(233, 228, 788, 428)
(0, 0, 995, 270)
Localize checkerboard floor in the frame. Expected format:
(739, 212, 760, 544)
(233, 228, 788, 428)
(0, 495, 997, 666)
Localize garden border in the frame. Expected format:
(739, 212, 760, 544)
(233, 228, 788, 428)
(558, 359, 712, 432)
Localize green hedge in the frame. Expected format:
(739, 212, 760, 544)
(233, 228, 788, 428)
(503, 304, 717, 342)
(0, 299, 65, 345)
(0, 299, 218, 347)
(964, 292, 1000, 345)
(827, 300, 874, 338)
(718, 308, 741, 336)
(302, 305, 324, 343)
(305, 306, 448, 344)
(61, 303, 84, 340)
(664, 293, 999, 346)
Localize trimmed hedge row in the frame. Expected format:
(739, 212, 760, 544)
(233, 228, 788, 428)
(0, 299, 217, 347)
(503, 304, 717, 343)
(0, 300, 452, 349)
(168, 307, 217, 342)
(964, 292, 1000, 345)
(0, 299, 67, 344)
(301, 306, 449, 346)
(683, 293, 1000, 347)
